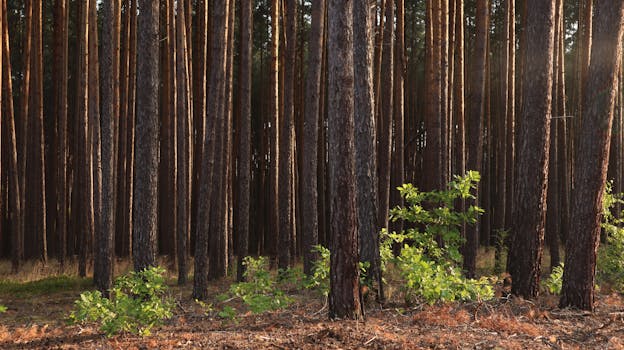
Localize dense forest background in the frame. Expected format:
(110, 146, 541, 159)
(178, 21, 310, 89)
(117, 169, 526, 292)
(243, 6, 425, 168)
(1, 0, 624, 318)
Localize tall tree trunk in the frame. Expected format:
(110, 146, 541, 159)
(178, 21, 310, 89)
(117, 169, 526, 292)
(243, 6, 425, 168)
(390, 0, 405, 238)
(377, 0, 394, 232)
(236, 0, 253, 282)
(133, 0, 160, 272)
(354, 0, 381, 299)
(509, 0, 556, 299)
(191, 0, 207, 252)
(76, 0, 92, 277)
(560, 0, 624, 311)
(158, 0, 176, 259)
(3, 0, 21, 272)
(327, 0, 362, 320)
(176, 0, 191, 285)
(279, 0, 296, 271)
(95, 0, 118, 294)
(301, 0, 325, 276)
(556, 0, 569, 247)
(462, 0, 489, 277)
(505, 0, 516, 233)
(54, 0, 69, 269)
(268, 0, 280, 266)
(193, 0, 230, 300)
(89, 0, 102, 282)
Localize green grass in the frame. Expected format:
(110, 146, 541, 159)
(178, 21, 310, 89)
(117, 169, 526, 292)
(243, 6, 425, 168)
(0, 276, 93, 298)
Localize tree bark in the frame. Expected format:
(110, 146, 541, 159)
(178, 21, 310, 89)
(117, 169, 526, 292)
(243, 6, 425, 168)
(327, 0, 363, 320)
(133, 0, 160, 272)
(301, 0, 325, 276)
(560, 0, 624, 311)
(509, 0, 556, 299)
(3, 0, 21, 272)
(377, 0, 394, 232)
(354, 0, 381, 299)
(176, 0, 191, 285)
(193, 0, 230, 300)
(236, 0, 253, 282)
(462, 0, 489, 277)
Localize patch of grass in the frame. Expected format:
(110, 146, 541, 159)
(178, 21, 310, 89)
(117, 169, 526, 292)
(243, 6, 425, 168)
(0, 276, 93, 298)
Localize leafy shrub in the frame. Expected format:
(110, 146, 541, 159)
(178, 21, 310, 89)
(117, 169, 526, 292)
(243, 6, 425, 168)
(217, 256, 292, 318)
(304, 245, 371, 298)
(305, 245, 331, 297)
(542, 263, 564, 295)
(597, 183, 624, 290)
(384, 171, 494, 304)
(69, 266, 174, 337)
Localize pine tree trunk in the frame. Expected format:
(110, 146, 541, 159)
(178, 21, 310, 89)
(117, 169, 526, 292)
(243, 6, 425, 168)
(327, 0, 362, 320)
(95, 0, 118, 294)
(268, 0, 280, 266)
(133, 0, 160, 272)
(301, 0, 325, 276)
(354, 0, 381, 299)
(378, 0, 394, 232)
(236, 0, 253, 282)
(509, 0, 556, 299)
(278, 0, 296, 271)
(560, 0, 624, 311)
(3, 0, 22, 272)
(176, 0, 191, 285)
(193, 0, 230, 300)
(463, 0, 489, 277)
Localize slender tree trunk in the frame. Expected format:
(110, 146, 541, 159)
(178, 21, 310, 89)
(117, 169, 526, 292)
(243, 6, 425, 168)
(3, 0, 21, 273)
(301, 0, 325, 276)
(176, 0, 191, 285)
(378, 0, 394, 232)
(327, 0, 362, 320)
(191, 0, 207, 250)
(95, 0, 118, 294)
(390, 0, 405, 238)
(89, 0, 102, 282)
(462, 0, 489, 277)
(560, 0, 624, 311)
(133, 0, 160, 272)
(54, 0, 69, 269)
(158, 0, 175, 259)
(278, 0, 296, 271)
(268, 0, 280, 266)
(556, 0, 569, 247)
(76, 0, 91, 277)
(193, 0, 230, 300)
(236, 0, 253, 282)
(354, 0, 381, 300)
(509, 0, 556, 299)
(505, 0, 516, 233)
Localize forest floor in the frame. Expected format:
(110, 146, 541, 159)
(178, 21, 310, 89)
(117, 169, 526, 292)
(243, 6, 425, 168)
(1, 259, 624, 349)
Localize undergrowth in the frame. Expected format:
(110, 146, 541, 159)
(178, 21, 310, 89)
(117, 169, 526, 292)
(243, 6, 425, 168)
(69, 266, 174, 337)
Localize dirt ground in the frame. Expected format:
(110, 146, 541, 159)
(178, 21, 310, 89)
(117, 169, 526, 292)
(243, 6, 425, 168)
(1, 276, 624, 350)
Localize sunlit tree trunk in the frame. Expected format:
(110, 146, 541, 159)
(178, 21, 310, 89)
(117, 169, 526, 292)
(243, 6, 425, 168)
(302, 0, 325, 276)
(3, 0, 21, 273)
(176, 0, 191, 285)
(279, 0, 297, 271)
(561, 0, 624, 311)
(193, 0, 230, 300)
(509, 0, 556, 299)
(378, 0, 394, 232)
